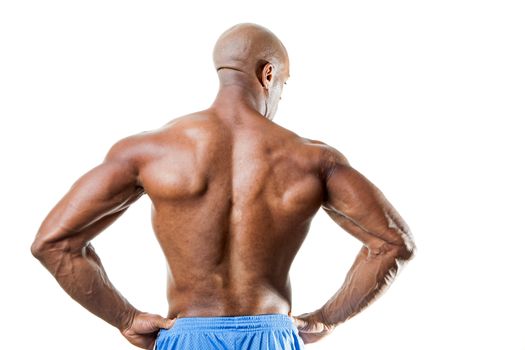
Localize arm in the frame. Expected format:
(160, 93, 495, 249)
(293, 145, 416, 343)
(31, 135, 173, 349)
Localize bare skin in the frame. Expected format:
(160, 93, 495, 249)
(31, 23, 415, 349)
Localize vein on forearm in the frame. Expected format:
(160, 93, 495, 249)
(43, 242, 134, 329)
(320, 244, 406, 326)
(317, 209, 412, 326)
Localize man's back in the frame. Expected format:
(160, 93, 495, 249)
(134, 109, 328, 318)
(32, 23, 414, 349)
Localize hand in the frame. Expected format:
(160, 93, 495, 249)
(291, 310, 336, 345)
(120, 311, 176, 349)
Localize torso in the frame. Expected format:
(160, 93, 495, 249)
(133, 108, 329, 318)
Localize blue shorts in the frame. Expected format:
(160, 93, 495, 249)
(154, 313, 305, 350)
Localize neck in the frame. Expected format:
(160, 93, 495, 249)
(211, 70, 267, 118)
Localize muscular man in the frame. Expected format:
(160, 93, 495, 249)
(31, 23, 416, 350)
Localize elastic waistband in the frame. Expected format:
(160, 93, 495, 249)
(166, 313, 295, 332)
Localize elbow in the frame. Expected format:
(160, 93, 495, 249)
(376, 231, 416, 263)
(369, 237, 416, 262)
(31, 238, 47, 261)
(398, 244, 416, 262)
(31, 236, 73, 265)
(397, 233, 416, 262)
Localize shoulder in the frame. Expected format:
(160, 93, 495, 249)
(104, 113, 214, 169)
(105, 130, 156, 164)
(107, 110, 223, 159)
(161, 111, 224, 147)
(300, 138, 350, 181)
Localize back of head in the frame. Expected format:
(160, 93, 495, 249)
(213, 23, 288, 79)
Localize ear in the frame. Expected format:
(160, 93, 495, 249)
(260, 62, 274, 90)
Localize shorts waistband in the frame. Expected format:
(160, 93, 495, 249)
(166, 313, 295, 332)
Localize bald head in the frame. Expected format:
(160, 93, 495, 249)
(212, 23, 290, 120)
(213, 23, 288, 76)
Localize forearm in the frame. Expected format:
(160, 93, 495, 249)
(318, 243, 410, 327)
(37, 242, 137, 331)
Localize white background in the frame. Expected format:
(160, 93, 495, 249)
(1, 1, 524, 349)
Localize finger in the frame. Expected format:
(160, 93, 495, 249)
(291, 316, 308, 330)
(156, 316, 176, 329)
(297, 320, 326, 334)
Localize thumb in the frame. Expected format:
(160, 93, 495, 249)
(155, 316, 176, 329)
(291, 316, 309, 330)
(292, 315, 326, 334)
